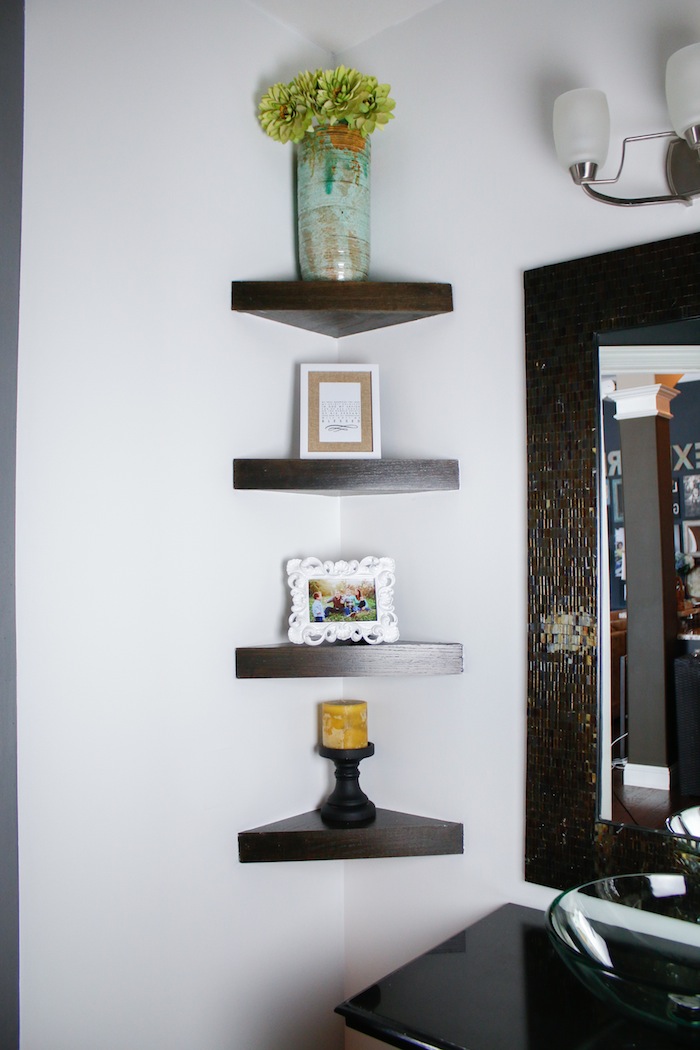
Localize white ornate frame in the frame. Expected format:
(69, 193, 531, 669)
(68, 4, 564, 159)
(287, 556, 399, 645)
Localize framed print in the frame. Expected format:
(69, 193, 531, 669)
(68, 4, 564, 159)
(684, 519, 700, 554)
(287, 556, 398, 645)
(683, 474, 700, 518)
(612, 526, 626, 583)
(300, 364, 380, 458)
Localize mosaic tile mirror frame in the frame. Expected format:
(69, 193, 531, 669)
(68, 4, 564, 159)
(524, 230, 700, 890)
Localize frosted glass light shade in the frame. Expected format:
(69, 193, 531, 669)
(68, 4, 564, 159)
(553, 88, 610, 169)
(666, 43, 700, 140)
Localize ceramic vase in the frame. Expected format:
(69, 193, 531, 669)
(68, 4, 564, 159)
(297, 125, 370, 281)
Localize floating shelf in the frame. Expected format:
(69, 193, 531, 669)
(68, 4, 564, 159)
(233, 278, 462, 865)
(235, 641, 463, 679)
(231, 281, 453, 337)
(233, 458, 460, 495)
(238, 807, 464, 862)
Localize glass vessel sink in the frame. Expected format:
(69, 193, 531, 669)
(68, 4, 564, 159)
(666, 809, 700, 876)
(546, 873, 700, 1039)
(668, 806, 700, 839)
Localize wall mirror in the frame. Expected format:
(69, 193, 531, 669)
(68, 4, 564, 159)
(524, 230, 700, 891)
(597, 338, 700, 831)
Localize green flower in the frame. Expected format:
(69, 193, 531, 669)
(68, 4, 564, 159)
(291, 69, 322, 108)
(350, 77, 396, 137)
(315, 65, 367, 125)
(258, 81, 312, 143)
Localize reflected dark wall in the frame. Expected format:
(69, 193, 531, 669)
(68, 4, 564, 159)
(524, 231, 700, 890)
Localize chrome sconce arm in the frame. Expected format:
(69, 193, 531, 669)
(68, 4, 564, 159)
(572, 132, 699, 208)
(554, 44, 700, 208)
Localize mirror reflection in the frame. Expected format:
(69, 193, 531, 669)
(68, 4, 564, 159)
(598, 334, 700, 839)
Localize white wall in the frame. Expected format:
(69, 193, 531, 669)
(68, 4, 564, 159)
(17, 2, 346, 1048)
(14, 1, 700, 1049)
(337, 4, 700, 1046)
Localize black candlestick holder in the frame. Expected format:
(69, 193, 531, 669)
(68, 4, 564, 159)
(319, 743, 376, 826)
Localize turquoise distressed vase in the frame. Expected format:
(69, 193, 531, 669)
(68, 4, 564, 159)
(297, 125, 371, 281)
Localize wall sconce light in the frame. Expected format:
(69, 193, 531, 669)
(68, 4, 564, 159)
(553, 42, 700, 206)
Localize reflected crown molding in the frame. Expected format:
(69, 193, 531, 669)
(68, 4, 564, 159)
(600, 345, 700, 374)
(609, 384, 679, 419)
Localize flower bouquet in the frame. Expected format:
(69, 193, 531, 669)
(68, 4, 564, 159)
(258, 65, 395, 143)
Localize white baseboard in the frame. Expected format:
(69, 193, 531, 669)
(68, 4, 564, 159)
(622, 762, 675, 790)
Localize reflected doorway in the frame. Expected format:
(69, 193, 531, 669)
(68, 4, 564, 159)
(598, 341, 700, 829)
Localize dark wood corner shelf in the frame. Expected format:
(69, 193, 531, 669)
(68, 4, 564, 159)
(233, 458, 459, 495)
(231, 281, 453, 337)
(238, 807, 464, 862)
(235, 641, 463, 679)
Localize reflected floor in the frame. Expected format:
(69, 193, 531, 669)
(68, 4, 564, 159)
(611, 766, 700, 829)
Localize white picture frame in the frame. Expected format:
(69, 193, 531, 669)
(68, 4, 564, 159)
(286, 556, 399, 645)
(299, 364, 380, 458)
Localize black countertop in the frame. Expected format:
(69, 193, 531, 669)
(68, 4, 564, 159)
(336, 903, 688, 1049)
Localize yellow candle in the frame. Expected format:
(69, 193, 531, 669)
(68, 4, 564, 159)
(321, 700, 368, 750)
